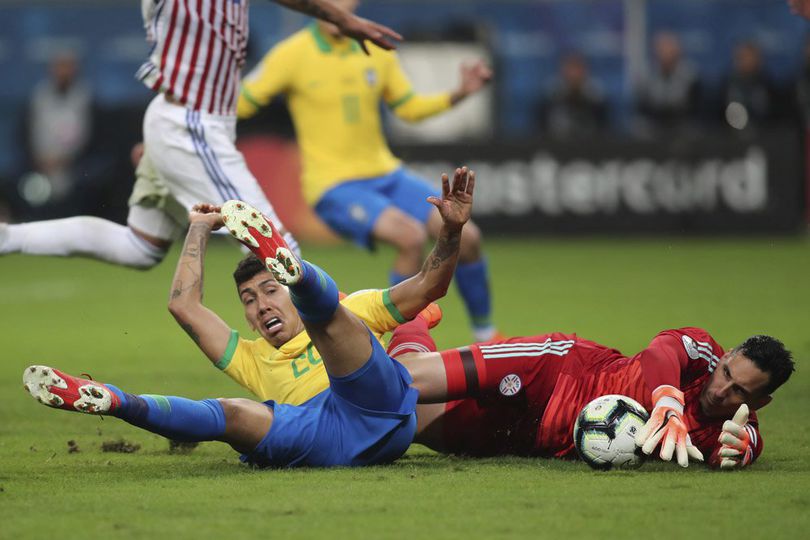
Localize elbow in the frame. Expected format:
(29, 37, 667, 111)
(168, 298, 191, 321)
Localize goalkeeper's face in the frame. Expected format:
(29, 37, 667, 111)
(238, 271, 305, 347)
(699, 352, 771, 418)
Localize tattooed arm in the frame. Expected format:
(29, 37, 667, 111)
(271, 0, 401, 53)
(388, 167, 476, 320)
(167, 205, 232, 363)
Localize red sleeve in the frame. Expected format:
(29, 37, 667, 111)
(636, 332, 689, 399)
(636, 327, 725, 401)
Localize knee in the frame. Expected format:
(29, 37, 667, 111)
(217, 398, 255, 424)
(131, 251, 165, 271)
(459, 221, 482, 261)
(389, 219, 429, 254)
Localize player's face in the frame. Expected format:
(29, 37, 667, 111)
(238, 271, 305, 347)
(699, 351, 771, 419)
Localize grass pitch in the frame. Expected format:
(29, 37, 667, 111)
(1, 237, 809, 539)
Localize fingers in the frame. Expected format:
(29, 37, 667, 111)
(719, 446, 743, 458)
(718, 432, 746, 451)
(364, 21, 402, 52)
(731, 403, 749, 426)
(464, 169, 475, 195)
(441, 172, 450, 199)
(659, 431, 676, 462)
(686, 444, 704, 462)
(721, 420, 746, 439)
(641, 424, 666, 455)
(635, 411, 662, 447)
(720, 457, 740, 470)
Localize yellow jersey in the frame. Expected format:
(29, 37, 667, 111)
(215, 288, 407, 404)
(238, 23, 452, 204)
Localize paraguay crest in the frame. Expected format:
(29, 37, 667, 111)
(499, 374, 522, 396)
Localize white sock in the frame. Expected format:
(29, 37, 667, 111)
(1, 216, 167, 269)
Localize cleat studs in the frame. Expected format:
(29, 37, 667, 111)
(29, 367, 36, 373)
(261, 225, 269, 232)
(23, 384, 29, 392)
(50, 397, 60, 406)
(251, 212, 257, 218)
(42, 369, 50, 376)
(241, 220, 248, 227)
(236, 203, 244, 209)
(90, 388, 103, 399)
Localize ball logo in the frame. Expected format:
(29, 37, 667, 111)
(499, 374, 522, 396)
(681, 335, 700, 360)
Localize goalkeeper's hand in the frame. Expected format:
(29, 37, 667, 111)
(635, 385, 704, 467)
(717, 404, 754, 470)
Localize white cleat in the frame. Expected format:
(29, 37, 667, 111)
(23, 365, 117, 414)
(221, 200, 302, 285)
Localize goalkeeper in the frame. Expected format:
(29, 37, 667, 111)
(237, 0, 500, 342)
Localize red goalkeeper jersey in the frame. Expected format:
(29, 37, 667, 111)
(440, 328, 763, 464)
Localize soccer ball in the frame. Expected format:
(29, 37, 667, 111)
(573, 394, 649, 470)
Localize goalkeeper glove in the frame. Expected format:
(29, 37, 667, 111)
(717, 404, 754, 470)
(635, 385, 704, 467)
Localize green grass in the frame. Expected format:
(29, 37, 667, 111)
(2, 237, 810, 539)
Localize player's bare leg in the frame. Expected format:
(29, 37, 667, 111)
(23, 365, 273, 454)
(372, 207, 429, 283)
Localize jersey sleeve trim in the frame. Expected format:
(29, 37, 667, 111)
(382, 288, 407, 324)
(240, 87, 261, 109)
(388, 91, 415, 110)
(215, 330, 240, 371)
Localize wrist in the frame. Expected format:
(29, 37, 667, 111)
(651, 384, 685, 413)
(450, 88, 468, 106)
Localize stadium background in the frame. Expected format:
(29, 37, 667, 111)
(1, 1, 809, 538)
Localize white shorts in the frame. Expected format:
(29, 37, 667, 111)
(128, 93, 279, 241)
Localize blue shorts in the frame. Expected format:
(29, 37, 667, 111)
(241, 330, 418, 468)
(314, 167, 439, 249)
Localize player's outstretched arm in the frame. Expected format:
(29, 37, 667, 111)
(167, 204, 233, 363)
(388, 167, 475, 319)
(272, 0, 402, 53)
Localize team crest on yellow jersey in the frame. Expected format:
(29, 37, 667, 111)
(365, 68, 377, 87)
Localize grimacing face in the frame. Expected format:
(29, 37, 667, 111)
(238, 271, 305, 347)
(699, 350, 772, 419)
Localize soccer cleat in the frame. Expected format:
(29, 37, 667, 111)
(23, 365, 119, 415)
(221, 200, 302, 285)
(416, 302, 443, 329)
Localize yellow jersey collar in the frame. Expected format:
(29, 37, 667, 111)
(308, 22, 362, 55)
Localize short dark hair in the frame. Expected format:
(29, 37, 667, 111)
(736, 335, 795, 395)
(233, 254, 269, 287)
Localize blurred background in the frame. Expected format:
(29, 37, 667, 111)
(0, 0, 808, 237)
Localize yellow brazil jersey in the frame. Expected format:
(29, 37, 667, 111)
(238, 23, 452, 205)
(214, 288, 408, 405)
